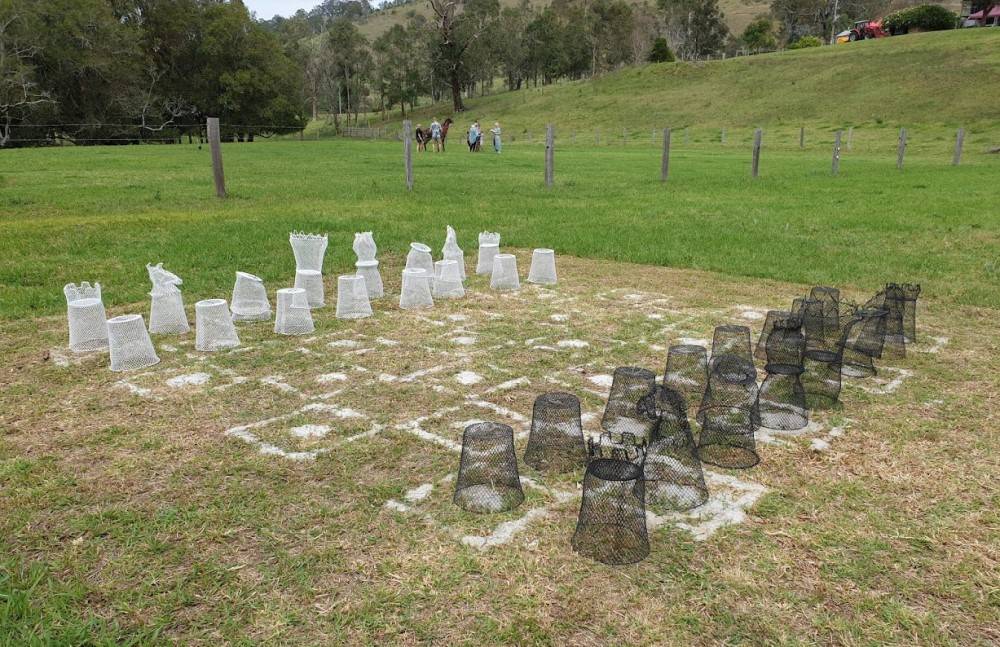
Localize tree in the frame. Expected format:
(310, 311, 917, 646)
(0, 4, 53, 147)
(326, 19, 371, 126)
(428, 0, 491, 112)
(648, 37, 676, 62)
(658, 0, 730, 60)
(741, 17, 777, 52)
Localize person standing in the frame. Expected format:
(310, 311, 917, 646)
(490, 122, 502, 154)
(467, 122, 479, 152)
(430, 118, 442, 152)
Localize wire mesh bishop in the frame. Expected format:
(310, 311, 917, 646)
(230, 271, 271, 322)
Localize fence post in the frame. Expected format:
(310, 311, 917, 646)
(831, 130, 842, 176)
(545, 124, 554, 188)
(953, 127, 965, 166)
(847, 126, 854, 151)
(799, 127, 805, 149)
(897, 127, 907, 170)
(206, 117, 226, 198)
(660, 128, 671, 183)
(403, 119, 413, 191)
(751, 128, 762, 178)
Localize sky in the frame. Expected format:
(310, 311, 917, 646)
(243, 1, 315, 19)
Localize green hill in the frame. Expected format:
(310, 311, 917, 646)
(372, 29, 1000, 140)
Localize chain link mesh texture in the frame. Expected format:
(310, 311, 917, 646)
(639, 385, 709, 512)
(453, 422, 524, 514)
(274, 288, 314, 335)
(489, 254, 520, 291)
(571, 457, 650, 565)
(663, 344, 709, 413)
(476, 231, 501, 275)
(289, 231, 327, 272)
(527, 248, 557, 285)
(523, 392, 587, 473)
(194, 299, 240, 351)
(64, 282, 109, 352)
(354, 261, 384, 299)
(107, 314, 159, 372)
(601, 366, 658, 443)
(335, 275, 373, 319)
(294, 269, 325, 309)
(399, 268, 434, 310)
(696, 355, 761, 469)
(230, 272, 271, 322)
(442, 226, 466, 280)
(432, 260, 465, 299)
(759, 315, 808, 430)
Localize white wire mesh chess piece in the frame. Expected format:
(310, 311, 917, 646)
(289, 231, 328, 272)
(490, 254, 521, 291)
(476, 231, 501, 275)
(336, 274, 373, 319)
(146, 262, 182, 290)
(355, 260, 383, 299)
(194, 299, 240, 351)
(274, 287, 314, 335)
(353, 231, 377, 263)
(64, 282, 109, 352)
(399, 268, 433, 310)
(230, 271, 271, 322)
(294, 269, 325, 308)
(527, 248, 558, 285)
(433, 260, 465, 299)
(442, 226, 466, 280)
(107, 314, 159, 371)
(405, 242, 435, 276)
(146, 263, 189, 334)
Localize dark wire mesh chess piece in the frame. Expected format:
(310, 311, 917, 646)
(639, 385, 709, 512)
(802, 315, 862, 410)
(571, 456, 650, 565)
(601, 367, 658, 443)
(711, 324, 754, 368)
(754, 310, 796, 362)
(663, 344, 709, 413)
(758, 314, 808, 430)
(841, 305, 888, 378)
(880, 283, 921, 358)
(453, 422, 524, 514)
(696, 355, 761, 469)
(523, 392, 587, 473)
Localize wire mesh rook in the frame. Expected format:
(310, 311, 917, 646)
(453, 422, 524, 513)
(571, 458, 650, 565)
(523, 392, 587, 473)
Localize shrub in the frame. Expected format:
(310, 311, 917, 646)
(648, 37, 676, 63)
(787, 36, 823, 49)
(882, 4, 957, 34)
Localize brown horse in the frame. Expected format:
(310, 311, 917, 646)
(439, 118, 453, 152)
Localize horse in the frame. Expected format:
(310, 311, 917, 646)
(439, 118, 453, 152)
(414, 125, 428, 152)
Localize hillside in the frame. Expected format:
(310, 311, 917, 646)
(371, 28, 1000, 136)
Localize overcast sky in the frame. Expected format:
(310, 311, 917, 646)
(244, 1, 315, 19)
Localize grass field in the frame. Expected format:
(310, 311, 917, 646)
(2, 138, 999, 644)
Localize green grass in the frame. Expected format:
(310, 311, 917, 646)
(1, 136, 998, 321)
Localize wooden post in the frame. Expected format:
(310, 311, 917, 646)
(897, 127, 907, 170)
(846, 126, 854, 151)
(544, 124, 554, 188)
(751, 128, 762, 178)
(953, 127, 965, 166)
(403, 119, 413, 191)
(799, 127, 805, 149)
(206, 117, 226, 198)
(831, 130, 842, 176)
(660, 128, 671, 183)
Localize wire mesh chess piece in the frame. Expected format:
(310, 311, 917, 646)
(758, 315, 808, 431)
(527, 248, 557, 285)
(639, 385, 709, 512)
(353, 231, 377, 264)
(405, 242, 435, 277)
(335, 274, 373, 319)
(663, 344, 709, 413)
(803, 287, 842, 355)
(147, 260, 188, 334)
(64, 282, 109, 352)
(523, 392, 587, 473)
(880, 283, 921, 357)
(490, 253, 520, 291)
(194, 299, 240, 351)
(230, 271, 271, 322)
(399, 268, 433, 310)
(711, 324, 754, 368)
(354, 261, 384, 299)
(453, 422, 524, 514)
(476, 231, 500, 275)
(841, 305, 888, 378)
(289, 231, 327, 272)
(801, 315, 861, 410)
(442, 225, 466, 280)
(294, 269, 325, 308)
(754, 309, 800, 363)
(107, 314, 159, 371)
(274, 287, 314, 335)
(697, 355, 761, 469)
(571, 456, 650, 565)
(601, 366, 657, 443)
(433, 260, 465, 299)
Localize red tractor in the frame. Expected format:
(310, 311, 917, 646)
(848, 19, 889, 40)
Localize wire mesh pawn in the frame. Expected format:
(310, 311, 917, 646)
(230, 272, 271, 322)
(640, 385, 709, 512)
(194, 299, 240, 351)
(433, 260, 465, 299)
(523, 392, 587, 473)
(274, 287, 314, 335)
(294, 269, 325, 309)
(107, 314, 159, 372)
(64, 282, 109, 352)
(399, 268, 433, 310)
(663, 344, 709, 414)
(527, 248, 557, 285)
(601, 366, 658, 443)
(571, 457, 650, 565)
(354, 261, 384, 299)
(335, 274, 373, 319)
(489, 254, 520, 291)
(453, 422, 524, 514)
(476, 231, 501, 275)
(696, 355, 761, 469)
(289, 231, 328, 272)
